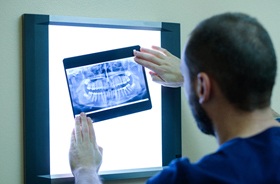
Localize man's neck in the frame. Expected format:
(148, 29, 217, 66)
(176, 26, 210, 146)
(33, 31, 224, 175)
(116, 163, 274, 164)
(212, 107, 280, 145)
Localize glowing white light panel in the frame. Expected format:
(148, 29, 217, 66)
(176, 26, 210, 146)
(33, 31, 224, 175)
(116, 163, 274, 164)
(49, 25, 162, 175)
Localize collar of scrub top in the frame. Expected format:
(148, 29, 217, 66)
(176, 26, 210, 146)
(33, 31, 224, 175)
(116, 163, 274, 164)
(272, 109, 280, 122)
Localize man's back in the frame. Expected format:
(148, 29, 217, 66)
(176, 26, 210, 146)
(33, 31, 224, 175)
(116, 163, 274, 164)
(147, 127, 280, 183)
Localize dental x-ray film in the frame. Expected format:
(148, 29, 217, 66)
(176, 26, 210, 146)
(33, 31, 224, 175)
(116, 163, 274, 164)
(63, 45, 152, 122)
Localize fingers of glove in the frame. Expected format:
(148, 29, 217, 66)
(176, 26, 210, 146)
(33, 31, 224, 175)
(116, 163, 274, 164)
(134, 57, 165, 75)
(151, 45, 172, 57)
(87, 117, 97, 144)
(80, 113, 90, 142)
(140, 47, 166, 60)
(75, 115, 82, 144)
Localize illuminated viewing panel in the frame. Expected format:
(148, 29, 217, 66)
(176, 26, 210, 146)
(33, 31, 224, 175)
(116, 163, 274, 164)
(49, 25, 162, 175)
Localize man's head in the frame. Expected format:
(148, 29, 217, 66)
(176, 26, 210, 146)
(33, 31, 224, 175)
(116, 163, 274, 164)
(182, 12, 277, 135)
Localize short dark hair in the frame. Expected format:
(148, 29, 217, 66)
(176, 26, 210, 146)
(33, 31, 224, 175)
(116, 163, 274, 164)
(185, 12, 277, 111)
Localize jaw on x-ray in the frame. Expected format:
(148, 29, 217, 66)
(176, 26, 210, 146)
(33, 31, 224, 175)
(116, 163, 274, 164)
(67, 58, 147, 113)
(63, 45, 152, 122)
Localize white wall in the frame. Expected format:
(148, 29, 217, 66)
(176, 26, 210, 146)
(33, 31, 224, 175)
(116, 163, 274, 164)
(0, 1, 279, 183)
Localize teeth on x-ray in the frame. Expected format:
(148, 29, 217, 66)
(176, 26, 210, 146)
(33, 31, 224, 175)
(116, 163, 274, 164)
(67, 58, 146, 108)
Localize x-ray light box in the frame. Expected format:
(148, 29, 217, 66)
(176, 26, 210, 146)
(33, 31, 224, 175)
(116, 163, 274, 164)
(23, 14, 181, 184)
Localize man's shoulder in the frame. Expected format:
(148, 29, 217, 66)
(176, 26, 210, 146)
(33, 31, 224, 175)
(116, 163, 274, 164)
(147, 127, 280, 184)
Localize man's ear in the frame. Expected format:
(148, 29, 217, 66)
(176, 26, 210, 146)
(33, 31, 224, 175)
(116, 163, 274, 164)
(196, 72, 211, 104)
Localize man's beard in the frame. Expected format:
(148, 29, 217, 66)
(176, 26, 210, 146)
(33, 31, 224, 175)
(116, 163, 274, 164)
(189, 89, 215, 136)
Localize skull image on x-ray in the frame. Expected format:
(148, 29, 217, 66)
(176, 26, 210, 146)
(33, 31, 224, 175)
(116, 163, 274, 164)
(66, 57, 148, 113)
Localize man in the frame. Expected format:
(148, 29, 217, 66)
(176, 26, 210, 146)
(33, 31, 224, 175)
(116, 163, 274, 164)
(69, 12, 280, 183)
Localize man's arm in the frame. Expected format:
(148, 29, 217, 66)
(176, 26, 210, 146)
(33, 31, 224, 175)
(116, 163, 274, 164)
(69, 113, 103, 184)
(134, 46, 184, 88)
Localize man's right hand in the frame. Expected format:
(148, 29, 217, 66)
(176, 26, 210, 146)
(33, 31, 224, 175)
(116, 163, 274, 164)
(134, 46, 184, 88)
